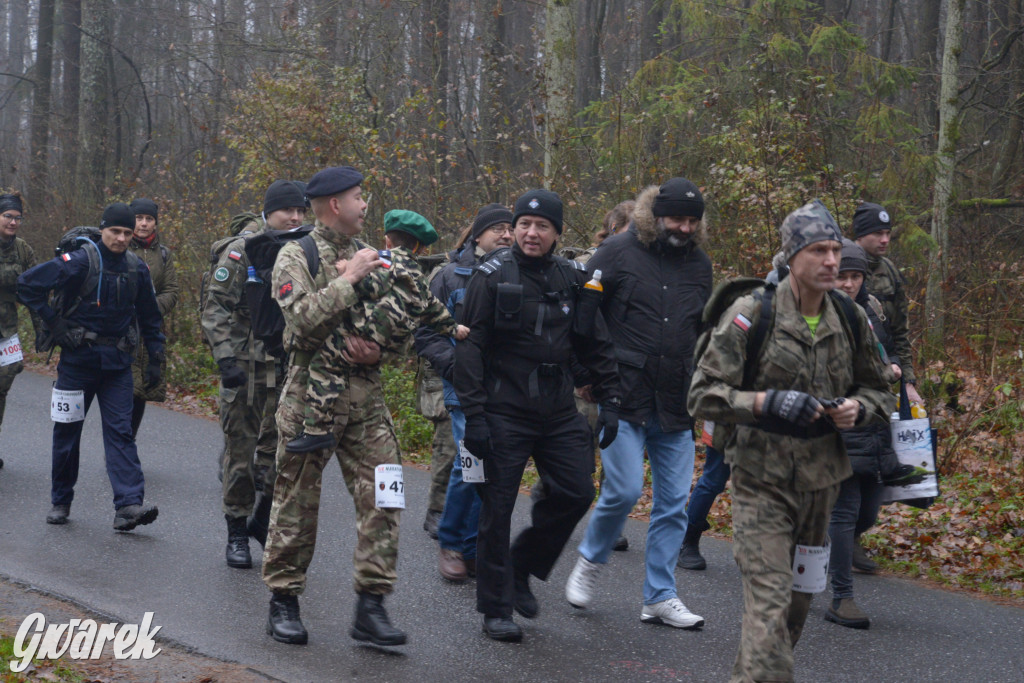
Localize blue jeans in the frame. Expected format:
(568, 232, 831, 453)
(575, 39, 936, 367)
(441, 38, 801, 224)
(578, 413, 695, 604)
(829, 472, 884, 599)
(436, 408, 481, 559)
(686, 446, 730, 535)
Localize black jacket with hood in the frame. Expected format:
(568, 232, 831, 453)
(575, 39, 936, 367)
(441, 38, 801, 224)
(585, 185, 713, 432)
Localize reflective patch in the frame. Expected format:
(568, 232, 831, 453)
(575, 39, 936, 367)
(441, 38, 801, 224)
(213, 267, 230, 282)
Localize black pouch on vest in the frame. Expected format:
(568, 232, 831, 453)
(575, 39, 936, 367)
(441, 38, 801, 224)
(494, 283, 524, 331)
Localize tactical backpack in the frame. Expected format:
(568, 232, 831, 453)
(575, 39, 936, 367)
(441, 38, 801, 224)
(198, 212, 260, 316)
(475, 247, 585, 333)
(242, 226, 319, 359)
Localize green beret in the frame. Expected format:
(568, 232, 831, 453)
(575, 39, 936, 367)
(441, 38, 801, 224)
(384, 209, 438, 246)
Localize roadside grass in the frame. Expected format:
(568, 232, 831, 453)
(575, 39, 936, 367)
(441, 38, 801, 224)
(0, 632, 84, 682)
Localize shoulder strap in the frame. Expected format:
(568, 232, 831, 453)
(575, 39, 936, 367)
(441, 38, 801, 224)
(742, 284, 775, 390)
(125, 250, 141, 304)
(159, 244, 170, 265)
(298, 234, 319, 279)
(827, 290, 862, 353)
(498, 249, 518, 285)
(77, 241, 102, 308)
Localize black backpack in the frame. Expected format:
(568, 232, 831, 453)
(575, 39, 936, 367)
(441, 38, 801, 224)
(242, 226, 319, 359)
(475, 247, 584, 332)
(52, 226, 141, 316)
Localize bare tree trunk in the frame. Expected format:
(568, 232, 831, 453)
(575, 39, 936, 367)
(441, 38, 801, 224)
(29, 0, 57, 206)
(989, 0, 1024, 196)
(543, 0, 575, 187)
(61, 0, 82, 182)
(640, 0, 665, 62)
(917, 0, 942, 130)
(925, 0, 966, 349)
(575, 0, 605, 112)
(75, 0, 112, 210)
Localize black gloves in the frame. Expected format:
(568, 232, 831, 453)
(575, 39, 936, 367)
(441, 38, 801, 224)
(463, 414, 492, 460)
(595, 399, 621, 449)
(145, 351, 164, 390)
(762, 389, 822, 427)
(48, 318, 78, 351)
(217, 357, 247, 389)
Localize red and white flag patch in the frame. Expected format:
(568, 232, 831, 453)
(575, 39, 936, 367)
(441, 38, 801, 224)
(228, 250, 242, 261)
(61, 253, 72, 262)
(732, 313, 751, 332)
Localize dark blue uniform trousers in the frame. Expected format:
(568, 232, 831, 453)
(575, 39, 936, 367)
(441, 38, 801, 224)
(51, 360, 145, 509)
(476, 409, 595, 618)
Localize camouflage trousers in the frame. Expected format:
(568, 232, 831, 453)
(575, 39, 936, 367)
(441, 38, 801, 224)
(262, 365, 402, 596)
(426, 411, 456, 513)
(220, 363, 275, 519)
(300, 332, 358, 436)
(729, 466, 838, 683)
(0, 360, 23, 437)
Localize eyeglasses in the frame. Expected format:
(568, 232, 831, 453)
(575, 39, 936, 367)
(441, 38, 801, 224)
(487, 224, 513, 235)
(1, 213, 23, 222)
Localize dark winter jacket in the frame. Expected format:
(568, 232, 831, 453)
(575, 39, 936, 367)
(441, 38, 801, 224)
(585, 185, 713, 431)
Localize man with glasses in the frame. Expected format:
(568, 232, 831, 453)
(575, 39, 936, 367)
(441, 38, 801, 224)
(0, 193, 42, 467)
(202, 180, 306, 570)
(414, 203, 514, 582)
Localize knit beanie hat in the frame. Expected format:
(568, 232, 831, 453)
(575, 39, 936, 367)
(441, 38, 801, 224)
(852, 202, 892, 238)
(779, 199, 842, 263)
(0, 193, 23, 214)
(840, 238, 868, 274)
(129, 198, 159, 222)
(100, 202, 135, 230)
(263, 180, 307, 215)
(471, 203, 514, 239)
(512, 189, 563, 234)
(652, 178, 704, 219)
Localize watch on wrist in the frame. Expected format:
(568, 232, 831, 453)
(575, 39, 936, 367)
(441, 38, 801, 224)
(856, 401, 866, 424)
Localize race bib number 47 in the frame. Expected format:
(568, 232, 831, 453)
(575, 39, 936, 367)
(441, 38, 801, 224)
(374, 464, 405, 509)
(51, 386, 86, 423)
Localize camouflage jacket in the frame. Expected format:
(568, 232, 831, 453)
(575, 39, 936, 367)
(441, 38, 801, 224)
(0, 236, 41, 339)
(272, 221, 361, 356)
(687, 277, 895, 491)
(343, 246, 456, 356)
(865, 254, 914, 383)
(129, 233, 179, 318)
(200, 217, 268, 363)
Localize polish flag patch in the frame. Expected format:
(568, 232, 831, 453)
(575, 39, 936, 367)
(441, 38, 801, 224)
(228, 250, 242, 261)
(62, 253, 72, 262)
(732, 313, 751, 332)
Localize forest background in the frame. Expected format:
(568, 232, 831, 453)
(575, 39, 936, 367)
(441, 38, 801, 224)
(1, 0, 1022, 601)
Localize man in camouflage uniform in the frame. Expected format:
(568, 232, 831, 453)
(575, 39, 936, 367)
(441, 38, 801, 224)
(286, 209, 463, 452)
(853, 202, 922, 405)
(0, 193, 42, 468)
(688, 200, 894, 682)
(261, 165, 407, 648)
(201, 180, 305, 569)
(128, 198, 179, 438)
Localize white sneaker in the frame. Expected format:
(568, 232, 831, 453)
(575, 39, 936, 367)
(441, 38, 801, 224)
(565, 555, 602, 608)
(640, 598, 705, 629)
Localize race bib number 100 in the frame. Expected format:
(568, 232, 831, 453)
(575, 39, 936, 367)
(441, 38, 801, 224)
(0, 333, 23, 366)
(51, 386, 86, 423)
(374, 464, 406, 509)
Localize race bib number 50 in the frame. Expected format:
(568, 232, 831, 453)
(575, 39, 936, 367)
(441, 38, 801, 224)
(51, 386, 86, 423)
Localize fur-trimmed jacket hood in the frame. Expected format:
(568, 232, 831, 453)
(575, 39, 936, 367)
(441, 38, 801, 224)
(631, 185, 709, 249)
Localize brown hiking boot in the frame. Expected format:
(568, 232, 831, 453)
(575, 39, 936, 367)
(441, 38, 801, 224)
(439, 548, 468, 582)
(825, 598, 870, 629)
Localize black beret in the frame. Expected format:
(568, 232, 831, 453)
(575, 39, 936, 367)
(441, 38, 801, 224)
(129, 198, 159, 221)
(852, 202, 893, 238)
(100, 203, 135, 230)
(512, 189, 563, 234)
(305, 166, 364, 199)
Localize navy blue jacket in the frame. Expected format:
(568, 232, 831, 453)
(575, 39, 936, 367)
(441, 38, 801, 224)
(18, 242, 164, 370)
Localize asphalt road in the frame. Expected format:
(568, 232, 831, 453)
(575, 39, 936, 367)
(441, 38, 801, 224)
(1, 370, 1022, 682)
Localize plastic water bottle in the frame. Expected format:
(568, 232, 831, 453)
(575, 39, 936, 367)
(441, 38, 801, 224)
(584, 269, 604, 293)
(246, 266, 262, 283)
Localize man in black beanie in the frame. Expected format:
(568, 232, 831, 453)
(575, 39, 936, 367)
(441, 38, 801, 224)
(0, 192, 43, 469)
(454, 188, 621, 642)
(18, 203, 164, 530)
(852, 202, 922, 405)
(201, 179, 306, 569)
(565, 177, 712, 629)
(415, 201, 513, 581)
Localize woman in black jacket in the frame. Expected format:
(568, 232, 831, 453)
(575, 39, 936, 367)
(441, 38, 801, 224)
(825, 239, 901, 630)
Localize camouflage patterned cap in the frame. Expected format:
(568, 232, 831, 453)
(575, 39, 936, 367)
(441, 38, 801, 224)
(384, 209, 438, 246)
(780, 199, 842, 263)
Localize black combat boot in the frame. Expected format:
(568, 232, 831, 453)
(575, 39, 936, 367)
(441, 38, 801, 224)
(677, 525, 707, 571)
(247, 489, 272, 548)
(286, 431, 336, 453)
(513, 568, 539, 619)
(351, 592, 407, 646)
(266, 593, 308, 644)
(225, 515, 252, 568)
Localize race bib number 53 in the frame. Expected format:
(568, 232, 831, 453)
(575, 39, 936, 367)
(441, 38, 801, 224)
(51, 386, 86, 423)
